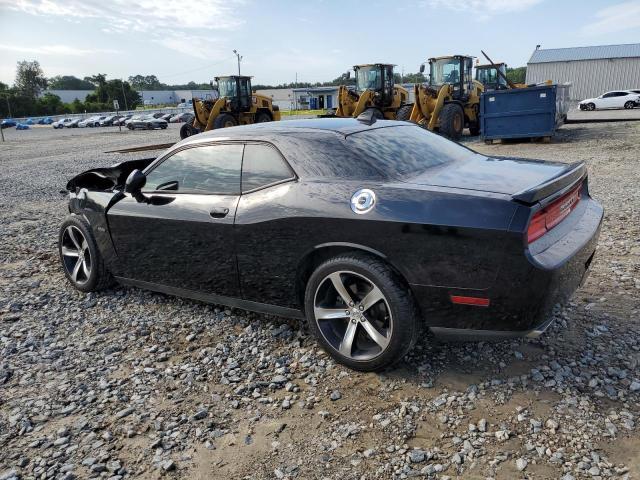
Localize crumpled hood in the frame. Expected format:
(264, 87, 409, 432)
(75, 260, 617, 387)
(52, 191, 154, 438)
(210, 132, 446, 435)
(66, 158, 154, 192)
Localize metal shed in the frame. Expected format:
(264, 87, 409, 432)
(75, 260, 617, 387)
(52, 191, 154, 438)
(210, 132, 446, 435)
(526, 43, 640, 101)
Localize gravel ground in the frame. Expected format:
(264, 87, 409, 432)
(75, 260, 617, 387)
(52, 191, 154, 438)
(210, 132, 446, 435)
(1, 121, 639, 480)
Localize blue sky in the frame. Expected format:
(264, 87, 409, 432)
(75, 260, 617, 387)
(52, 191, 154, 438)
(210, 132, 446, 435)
(1, 0, 639, 87)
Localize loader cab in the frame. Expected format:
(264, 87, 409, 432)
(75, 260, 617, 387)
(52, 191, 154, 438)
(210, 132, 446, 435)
(475, 63, 508, 90)
(353, 64, 395, 107)
(215, 75, 252, 112)
(427, 55, 474, 100)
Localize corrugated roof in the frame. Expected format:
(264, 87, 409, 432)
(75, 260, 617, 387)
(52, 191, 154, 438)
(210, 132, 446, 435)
(528, 43, 640, 64)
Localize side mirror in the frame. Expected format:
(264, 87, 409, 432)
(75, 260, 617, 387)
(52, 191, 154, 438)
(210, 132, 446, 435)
(419, 64, 425, 73)
(125, 169, 146, 194)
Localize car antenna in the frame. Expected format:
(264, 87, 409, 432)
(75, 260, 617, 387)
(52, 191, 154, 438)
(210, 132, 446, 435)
(356, 109, 378, 126)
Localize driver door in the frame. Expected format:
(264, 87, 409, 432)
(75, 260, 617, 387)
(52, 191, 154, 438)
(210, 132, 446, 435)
(107, 143, 244, 297)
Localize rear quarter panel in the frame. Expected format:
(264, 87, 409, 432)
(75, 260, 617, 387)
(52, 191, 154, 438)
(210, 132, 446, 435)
(234, 179, 518, 309)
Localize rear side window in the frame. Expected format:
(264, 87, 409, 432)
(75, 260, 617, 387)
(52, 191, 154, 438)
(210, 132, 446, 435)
(145, 144, 243, 194)
(347, 125, 477, 180)
(241, 144, 294, 192)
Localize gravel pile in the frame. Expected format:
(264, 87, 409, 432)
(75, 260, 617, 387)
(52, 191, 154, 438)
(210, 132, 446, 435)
(1, 122, 639, 479)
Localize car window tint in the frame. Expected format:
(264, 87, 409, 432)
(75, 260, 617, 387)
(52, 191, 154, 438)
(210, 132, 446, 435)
(145, 144, 243, 194)
(347, 125, 476, 180)
(242, 144, 293, 192)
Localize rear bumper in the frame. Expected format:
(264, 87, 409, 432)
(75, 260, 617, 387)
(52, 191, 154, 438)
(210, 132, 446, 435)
(411, 196, 603, 336)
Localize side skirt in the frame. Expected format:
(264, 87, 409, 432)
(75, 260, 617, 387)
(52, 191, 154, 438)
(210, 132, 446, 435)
(114, 277, 305, 319)
(430, 317, 554, 341)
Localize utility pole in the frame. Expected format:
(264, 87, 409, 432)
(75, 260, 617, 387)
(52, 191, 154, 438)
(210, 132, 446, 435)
(233, 49, 242, 76)
(121, 79, 129, 111)
(294, 72, 298, 111)
(3, 94, 12, 118)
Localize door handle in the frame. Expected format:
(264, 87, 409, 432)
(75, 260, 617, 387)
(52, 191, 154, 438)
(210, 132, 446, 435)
(210, 207, 229, 218)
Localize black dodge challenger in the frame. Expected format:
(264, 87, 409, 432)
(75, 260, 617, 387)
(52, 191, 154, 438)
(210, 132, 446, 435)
(60, 118, 603, 371)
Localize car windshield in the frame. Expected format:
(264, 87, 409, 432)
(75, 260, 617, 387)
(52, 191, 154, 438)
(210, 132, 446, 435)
(430, 58, 460, 86)
(217, 78, 237, 97)
(355, 66, 382, 93)
(346, 125, 478, 180)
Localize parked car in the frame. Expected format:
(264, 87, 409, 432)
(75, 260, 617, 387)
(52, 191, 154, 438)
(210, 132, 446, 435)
(59, 118, 603, 371)
(127, 115, 168, 130)
(38, 117, 54, 125)
(113, 115, 132, 126)
(66, 118, 81, 128)
(16, 123, 30, 130)
(628, 90, 640, 106)
(150, 112, 166, 119)
(53, 118, 74, 129)
(1, 119, 17, 129)
(169, 112, 194, 123)
(160, 113, 173, 122)
(23, 118, 34, 125)
(579, 90, 640, 110)
(79, 116, 100, 128)
(124, 115, 143, 126)
(99, 115, 118, 127)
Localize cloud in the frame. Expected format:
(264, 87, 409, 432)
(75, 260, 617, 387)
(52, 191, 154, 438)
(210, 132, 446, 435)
(0, 44, 119, 56)
(0, 0, 244, 56)
(1, 0, 245, 31)
(420, 0, 543, 19)
(581, 1, 640, 35)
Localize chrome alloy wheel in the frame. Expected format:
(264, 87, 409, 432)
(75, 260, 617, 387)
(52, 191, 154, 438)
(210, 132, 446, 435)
(313, 271, 392, 361)
(60, 225, 92, 285)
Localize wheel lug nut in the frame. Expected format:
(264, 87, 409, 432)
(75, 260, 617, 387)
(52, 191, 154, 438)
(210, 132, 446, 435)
(359, 305, 364, 311)
(345, 310, 350, 315)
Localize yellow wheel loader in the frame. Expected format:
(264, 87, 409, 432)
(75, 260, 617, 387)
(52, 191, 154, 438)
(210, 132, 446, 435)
(180, 75, 280, 139)
(334, 64, 409, 119)
(397, 55, 484, 140)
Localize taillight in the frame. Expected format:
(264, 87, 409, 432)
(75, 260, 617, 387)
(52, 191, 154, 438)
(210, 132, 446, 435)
(527, 183, 582, 244)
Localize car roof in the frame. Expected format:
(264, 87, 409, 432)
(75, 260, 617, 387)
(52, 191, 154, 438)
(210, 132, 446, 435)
(183, 118, 411, 143)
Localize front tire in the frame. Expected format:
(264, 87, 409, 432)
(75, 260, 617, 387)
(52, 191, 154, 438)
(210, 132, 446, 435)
(304, 254, 418, 372)
(58, 215, 113, 293)
(395, 104, 413, 122)
(586, 102, 595, 111)
(180, 123, 199, 139)
(439, 103, 464, 140)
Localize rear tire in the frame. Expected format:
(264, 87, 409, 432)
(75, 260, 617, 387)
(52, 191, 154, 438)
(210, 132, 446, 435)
(213, 113, 238, 129)
(439, 103, 464, 140)
(58, 215, 113, 293)
(624, 101, 635, 109)
(395, 105, 413, 122)
(304, 254, 418, 372)
(255, 112, 272, 123)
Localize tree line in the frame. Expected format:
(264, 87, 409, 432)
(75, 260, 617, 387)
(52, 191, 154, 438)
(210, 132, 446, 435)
(0, 61, 141, 118)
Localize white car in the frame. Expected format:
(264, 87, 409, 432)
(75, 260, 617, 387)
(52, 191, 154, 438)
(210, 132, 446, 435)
(52, 118, 73, 129)
(579, 90, 639, 111)
(79, 115, 106, 128)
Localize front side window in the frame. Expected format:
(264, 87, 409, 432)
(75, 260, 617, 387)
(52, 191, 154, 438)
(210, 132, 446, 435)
(356, 67, 382, 92)
(430, 58, 461, 86)
(242, 144, 294, 192)
(145, 144, 243, 194)
(217, 78, 237, 98)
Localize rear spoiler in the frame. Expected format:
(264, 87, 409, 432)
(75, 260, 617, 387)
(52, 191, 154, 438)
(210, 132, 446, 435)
(512, 161, 586, 204)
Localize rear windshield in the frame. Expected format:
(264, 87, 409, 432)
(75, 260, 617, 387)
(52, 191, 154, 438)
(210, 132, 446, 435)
(346, 125, 478, 180)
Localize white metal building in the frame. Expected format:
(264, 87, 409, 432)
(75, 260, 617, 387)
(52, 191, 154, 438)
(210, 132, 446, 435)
(526, 43, 640, 101)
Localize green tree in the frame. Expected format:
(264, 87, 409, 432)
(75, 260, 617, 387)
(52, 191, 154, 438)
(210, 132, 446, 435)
(86, 78, 140, 109)
(128, 74, 166, 90)
(506, 67, 526, 84)
(14, 60, 48, 99)
(48, 75, 95, 90)
(0, 81, 8, 91)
